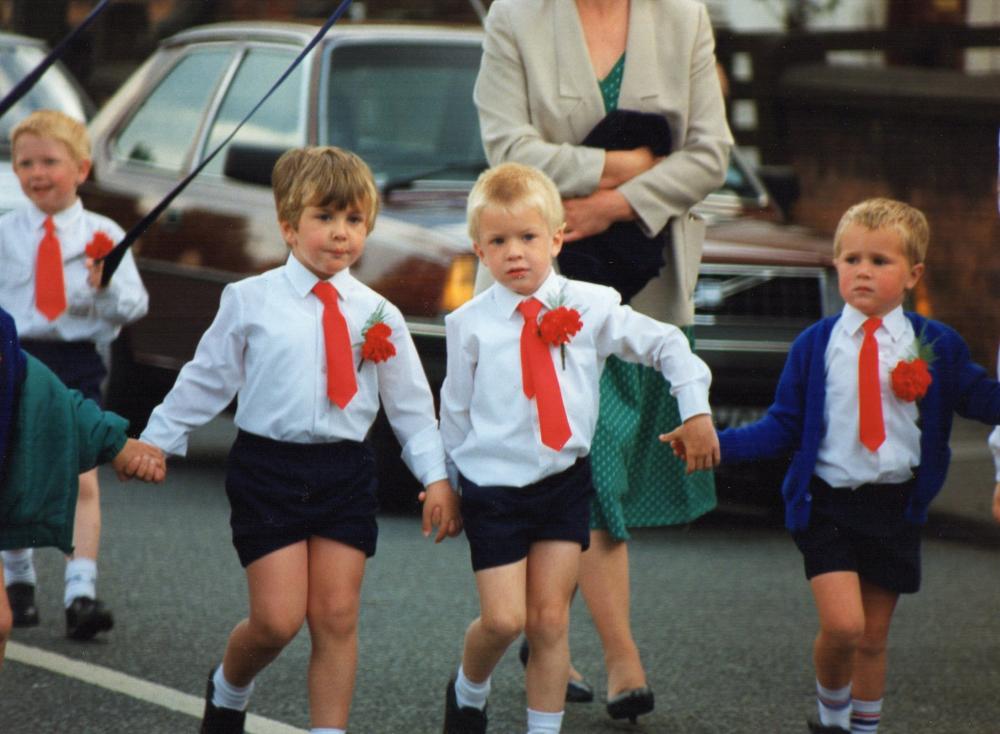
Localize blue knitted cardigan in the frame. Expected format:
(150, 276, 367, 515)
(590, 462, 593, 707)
(718, 312, 1000, 532)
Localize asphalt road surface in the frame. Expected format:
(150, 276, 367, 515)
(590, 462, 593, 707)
(1, 419, 998, 733)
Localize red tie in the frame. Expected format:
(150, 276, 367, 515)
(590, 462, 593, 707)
(35, 216, 66, 321)
(858, 317, 885, 452)
(313, 281, 357, 409)
(518, 298, 571, 451)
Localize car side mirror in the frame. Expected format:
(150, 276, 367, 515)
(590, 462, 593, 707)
(223, 144, 287, 187)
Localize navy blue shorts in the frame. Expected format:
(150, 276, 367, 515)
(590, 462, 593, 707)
(793, 477, 921, 594)
(459, 458, 594, 573)
(225, 430, 379, 568)
(20, 339, 106, 404)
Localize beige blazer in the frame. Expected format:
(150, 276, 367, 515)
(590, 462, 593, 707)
(474, 0, 734, 325)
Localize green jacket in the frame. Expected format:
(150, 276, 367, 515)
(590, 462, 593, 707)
(0, 355, 128, 554)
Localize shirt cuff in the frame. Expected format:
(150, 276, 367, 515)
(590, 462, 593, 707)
(673, 384, 712, 423)
(400, 424, 448, 487)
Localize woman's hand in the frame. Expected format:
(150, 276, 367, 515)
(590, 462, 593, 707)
(599, 147, 661, 189)
(563, 189, 635, 242)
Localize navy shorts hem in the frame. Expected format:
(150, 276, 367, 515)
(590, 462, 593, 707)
(21, 339, 105, 403)
(460, 458, 594, 573)
(793, 477, 921, 595)
(225, 430, 379, 569)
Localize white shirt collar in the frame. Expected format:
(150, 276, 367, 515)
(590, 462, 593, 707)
(283, 252, 356, 301)
(840, 303, 908, 342)
(490, 267, 562, 320)
(24, 198, 83, 232)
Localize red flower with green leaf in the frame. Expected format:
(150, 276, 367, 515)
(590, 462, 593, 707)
(538, 289, 583, 369)
(890, 327, 936, 402)
(357, 301, 396, 369)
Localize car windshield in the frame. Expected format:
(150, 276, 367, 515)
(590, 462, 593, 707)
(0, 42, 88, 157)
(320, 40, 484, 186)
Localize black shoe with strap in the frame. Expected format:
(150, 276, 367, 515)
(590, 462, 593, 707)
(65, 596, 113, 640)
(201, 669, 247, 734)
(518, 637, 595, 704)
(443, 677, 487, 734)
(7, 583, 39, 627)
(606, 686, 655, 724)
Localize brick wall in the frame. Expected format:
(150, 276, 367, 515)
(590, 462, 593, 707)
(779, 64, 1000, 371)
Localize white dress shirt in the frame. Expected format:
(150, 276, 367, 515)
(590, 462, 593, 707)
(0, 199, 148, 343)
(439, 271, 711, 488)
(141, 254, 447, 487)
(989, 346, 1000, 482)
(815, 304, 922, 489)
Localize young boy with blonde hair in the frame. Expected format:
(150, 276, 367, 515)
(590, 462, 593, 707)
(139, 146, 459, 734)
(0, 109, 149, 640)
(666, 197, 1000, 733)
(439, 162, 718, 734)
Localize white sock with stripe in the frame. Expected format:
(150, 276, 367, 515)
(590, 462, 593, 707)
(850, 697, 882, 733)
(816, 680, 852, 729)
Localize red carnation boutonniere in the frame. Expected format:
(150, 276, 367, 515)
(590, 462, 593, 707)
(538, 289, 583, 370)
(84, 231, 115, 260)
(357, 301, 396, 369)
(890, 327, 936, 402)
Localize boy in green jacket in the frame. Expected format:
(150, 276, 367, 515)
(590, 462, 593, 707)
(0, 306, 163, 667)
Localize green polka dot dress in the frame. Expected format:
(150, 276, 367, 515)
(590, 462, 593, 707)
(589, 56, 716, 541)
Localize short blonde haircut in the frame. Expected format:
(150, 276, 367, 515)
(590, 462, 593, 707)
(833, 197, 929, 265)
(467, 162, 564, 241)
(11, 109, 90, 163)
(271, 146, 379, 232)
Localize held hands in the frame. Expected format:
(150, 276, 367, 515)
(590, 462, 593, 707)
(112, 439, 166, 483)
(658, 414, 721, 474)
(418, 479, 462, 543)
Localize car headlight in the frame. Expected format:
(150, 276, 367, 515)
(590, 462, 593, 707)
(440, 254, 477, 313)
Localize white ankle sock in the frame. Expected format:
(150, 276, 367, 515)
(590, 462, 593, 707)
(310, 729, 346, 734)
(3, 549, 36, 586)
(64, 557, 97, 607)
(817, 681, 852, 729)
(212, 664, 255, 711)
(850, 697, 882, 733)
(455, 665, 490, 711)
(526, 707, 564, 734)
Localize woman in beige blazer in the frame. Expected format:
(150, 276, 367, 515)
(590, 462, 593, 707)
(474, 0, 733, 724)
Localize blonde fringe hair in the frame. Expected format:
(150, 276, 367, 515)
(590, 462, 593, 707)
(466, 162, 564, 241)
(271, 146, 379, 232)
(834, 197, 929, 265)
(11, 109, 90, 162)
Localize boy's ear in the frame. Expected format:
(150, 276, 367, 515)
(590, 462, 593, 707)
(75, 157, 92, 184)
(471, 240, 486, 262)
(906, 261, 925, 290)
(550, 223, 565, 258)
(279, 219, 297, 247)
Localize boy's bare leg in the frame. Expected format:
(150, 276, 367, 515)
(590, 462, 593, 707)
(71, 469, 101, 560)
(851, 579, 899, 701)
(222, 541, 309, 686)
(524, 540, 581, 712)
(577, 529, 647, 695)
(810, 572, 865, 689)
(462, 560, 528, 683)
(305, 537, 367, 729)
(0, 565, 10, 670)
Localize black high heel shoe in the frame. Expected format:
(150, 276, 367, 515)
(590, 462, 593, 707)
(606, 686, 655, 724)
(518, 638, 595, 703)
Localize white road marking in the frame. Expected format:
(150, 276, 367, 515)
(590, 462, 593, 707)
(6, 642, 307, 733)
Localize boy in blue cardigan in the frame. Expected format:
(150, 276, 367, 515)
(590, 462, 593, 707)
(664, 198, 1000, 734)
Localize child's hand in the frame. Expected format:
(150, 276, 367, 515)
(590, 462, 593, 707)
(659, 414, 720, 474)
(993, 483, 1000, 525)
(418, 480, 462, 542)
(85, 257, 105, 290)
(112, 439, 166, 483)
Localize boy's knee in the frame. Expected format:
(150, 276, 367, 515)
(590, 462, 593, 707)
(307, 597, 360, 639)
(818, 620, 865, 651)
(249, 613, 303, 650)
(480, 609, 525, 644)
(524, 604, 570, 646)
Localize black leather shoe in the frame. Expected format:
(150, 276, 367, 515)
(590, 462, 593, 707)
(443, 677, 487, 734)
(7, 583, 39, 627)
(607, 686, 655, 724)
(201, 669, 247, 734)
(518, 637, 594, 703)
(65, 596, 114, 640)
(807, 719, 850, 734)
